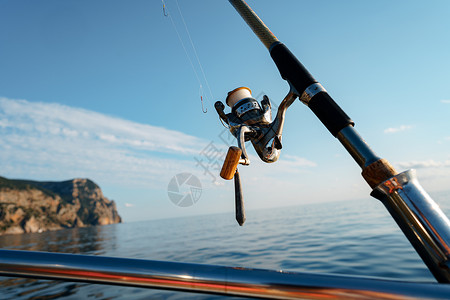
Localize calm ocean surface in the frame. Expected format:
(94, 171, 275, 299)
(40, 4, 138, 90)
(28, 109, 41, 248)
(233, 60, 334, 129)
(1, 193, 450, 299)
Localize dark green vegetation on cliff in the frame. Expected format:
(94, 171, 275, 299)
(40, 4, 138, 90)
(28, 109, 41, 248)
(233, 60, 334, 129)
(0, 176, 121, 235)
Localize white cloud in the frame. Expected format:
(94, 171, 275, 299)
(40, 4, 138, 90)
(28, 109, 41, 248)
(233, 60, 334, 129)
(280, 154, 317, 168)
(0, 97, 205, 155)
(440, 100, 450, 104)
(0, 97, 210, 187)
(384, 125, 412, 134)
(124, 203, 134, 208)
(396, 159, 450, 169)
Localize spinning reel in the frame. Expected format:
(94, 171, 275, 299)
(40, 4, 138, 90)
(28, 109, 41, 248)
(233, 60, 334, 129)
(215, 87, 297, 225)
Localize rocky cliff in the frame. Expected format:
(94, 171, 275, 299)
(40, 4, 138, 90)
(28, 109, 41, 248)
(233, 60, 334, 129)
(0, 176, 121, 235)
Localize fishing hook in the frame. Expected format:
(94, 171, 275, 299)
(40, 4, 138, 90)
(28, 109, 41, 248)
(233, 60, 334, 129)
(201, 96, 207, 113)
(162, 0, 168, 16)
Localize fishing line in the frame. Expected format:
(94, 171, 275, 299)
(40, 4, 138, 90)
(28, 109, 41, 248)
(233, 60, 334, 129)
(161, 0, 212, 113)
(174, 0, 214, 103)
(162, 0, 201, 85)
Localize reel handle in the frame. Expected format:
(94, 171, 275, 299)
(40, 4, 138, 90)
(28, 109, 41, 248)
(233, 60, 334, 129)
(220, 146, 242, 180)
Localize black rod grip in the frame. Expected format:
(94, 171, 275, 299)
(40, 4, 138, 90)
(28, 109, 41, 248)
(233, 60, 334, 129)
(270, 42, 316, 94)
(270, 42, 354, 136)
(308, 92, 354, 136)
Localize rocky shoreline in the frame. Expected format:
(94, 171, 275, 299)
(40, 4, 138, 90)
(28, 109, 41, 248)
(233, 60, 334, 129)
(0, 176, 121, 235)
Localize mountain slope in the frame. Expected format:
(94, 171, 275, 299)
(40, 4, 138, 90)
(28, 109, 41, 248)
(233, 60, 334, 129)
(0, 176, 121, 235)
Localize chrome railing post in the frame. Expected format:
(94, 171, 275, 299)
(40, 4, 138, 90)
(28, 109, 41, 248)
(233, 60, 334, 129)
(371, 170, 450, 283)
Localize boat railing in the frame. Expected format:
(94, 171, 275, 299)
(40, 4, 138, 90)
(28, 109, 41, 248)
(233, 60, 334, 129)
(1, 249, 450, 300)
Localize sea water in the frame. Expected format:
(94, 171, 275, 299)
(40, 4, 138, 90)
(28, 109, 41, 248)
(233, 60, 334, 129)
(1, 193, 450, 299)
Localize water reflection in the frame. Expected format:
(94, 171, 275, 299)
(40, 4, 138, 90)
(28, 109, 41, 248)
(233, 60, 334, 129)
(0, 224, 120, 299)
(0, 223, 118, 254)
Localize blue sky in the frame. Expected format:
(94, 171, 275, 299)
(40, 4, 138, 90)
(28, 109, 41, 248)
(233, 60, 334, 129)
(1, 0, 450, 222)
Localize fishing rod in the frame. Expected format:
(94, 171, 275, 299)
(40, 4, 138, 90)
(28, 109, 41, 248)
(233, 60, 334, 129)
(217, 0, 450, 283)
